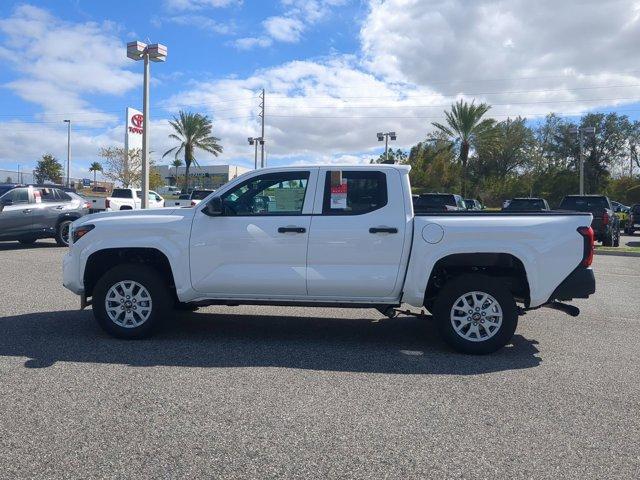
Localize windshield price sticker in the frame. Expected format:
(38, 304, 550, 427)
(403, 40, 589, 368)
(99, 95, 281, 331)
(330, 182, 348, 209)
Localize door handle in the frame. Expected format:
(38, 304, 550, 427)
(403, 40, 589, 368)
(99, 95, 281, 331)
(369, 227, 398, 234)
(278, 227, 306, 233)
(55, 205, 65, 210)
(22, 209, 32, 214)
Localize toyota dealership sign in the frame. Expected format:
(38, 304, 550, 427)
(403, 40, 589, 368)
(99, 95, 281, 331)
(125, 107, 143, 151)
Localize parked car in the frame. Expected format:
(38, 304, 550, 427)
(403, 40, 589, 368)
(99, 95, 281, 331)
(558, 195, 620, 246)
(626, 204, 640, 235)
(464, 198, 483, 211)
(64, 165, 596, 354)
(89, 188, 165, 212)
(413, 193, 466, 213)
(611, 201, 630, 214)
(502, 198, 550, 212)
(0, 184, 90, 246)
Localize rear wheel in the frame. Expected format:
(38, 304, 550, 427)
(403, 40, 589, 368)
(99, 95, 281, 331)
(55, 220, 73, 246)
(433, 274, 518, 354)
(602, 229, 614, 246)
(93, 264, 171, 339)
(613, 228, 620, 247)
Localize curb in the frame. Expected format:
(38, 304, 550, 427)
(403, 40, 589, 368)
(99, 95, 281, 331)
(595, 250, 640, 258)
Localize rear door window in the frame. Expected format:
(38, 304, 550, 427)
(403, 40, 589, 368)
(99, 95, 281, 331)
(322, 170, 387, 215)
(2, 187, 30, 204)
(112, 189, 133, 198)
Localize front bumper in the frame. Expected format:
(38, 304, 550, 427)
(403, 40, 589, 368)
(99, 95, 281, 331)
(62, 252, 84, 295)
(548, 267, 595, 302)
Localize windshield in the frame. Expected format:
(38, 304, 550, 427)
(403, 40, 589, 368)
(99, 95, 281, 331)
(504, 199, 546, 210)
(559, 196, 609, 211)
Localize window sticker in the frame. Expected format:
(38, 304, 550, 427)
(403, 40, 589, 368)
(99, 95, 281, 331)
(330, 181, 348, 209)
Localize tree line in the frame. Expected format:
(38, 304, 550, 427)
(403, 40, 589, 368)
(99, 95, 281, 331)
(397, 100, 640, 207)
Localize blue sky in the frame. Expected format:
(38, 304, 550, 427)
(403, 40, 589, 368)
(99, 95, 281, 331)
(1, 0, 640, 179)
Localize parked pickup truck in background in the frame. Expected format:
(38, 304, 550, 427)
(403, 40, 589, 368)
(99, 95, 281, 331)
(626, 204, 640, 235)
(89, 188, 164, 212)
(559, 195, 620, 246)
(502, 198, 550, 212)
(63, 165, 596, 354)
(164, 189, 215, 208)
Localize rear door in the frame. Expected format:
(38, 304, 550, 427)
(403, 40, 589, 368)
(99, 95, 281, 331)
(306, 168, 408, 299)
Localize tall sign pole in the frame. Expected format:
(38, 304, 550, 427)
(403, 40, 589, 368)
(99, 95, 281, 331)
(64, 119, 71, 187)
(141, 52, 150, 209)
(578, 129, 584, 195)
(260, 89, 265, 168)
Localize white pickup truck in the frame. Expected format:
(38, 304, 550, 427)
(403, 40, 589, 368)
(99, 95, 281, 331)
(63, 165, 596, 354)
(88, 188, 164, 212)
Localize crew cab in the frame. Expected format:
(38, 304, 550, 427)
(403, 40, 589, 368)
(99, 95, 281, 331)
(559, 195, 620, 246)
(63, 165, 596, 354)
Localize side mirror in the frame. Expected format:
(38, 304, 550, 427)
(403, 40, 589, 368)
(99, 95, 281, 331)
(203, 197, 224, 216)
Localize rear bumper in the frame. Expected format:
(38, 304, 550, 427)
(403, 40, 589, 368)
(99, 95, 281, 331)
(548, 267, 595, 302)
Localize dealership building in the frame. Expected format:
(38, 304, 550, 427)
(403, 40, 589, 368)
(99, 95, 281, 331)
(155, 164, 251, 190)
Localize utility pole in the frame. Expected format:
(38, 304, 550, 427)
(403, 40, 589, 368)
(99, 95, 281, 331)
(63, 119, 71, 187)
(569, 126, 595, 195)
(376, 131, 397, 163)
(259, 89, 265, 168)
(248, 137, 264, 169)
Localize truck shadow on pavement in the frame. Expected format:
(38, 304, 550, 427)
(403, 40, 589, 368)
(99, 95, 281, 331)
(0, 241, 62, 251)
(0, 310, 541, 374)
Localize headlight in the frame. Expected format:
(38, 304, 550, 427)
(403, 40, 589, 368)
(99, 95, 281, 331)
(72, 224, 95, 243)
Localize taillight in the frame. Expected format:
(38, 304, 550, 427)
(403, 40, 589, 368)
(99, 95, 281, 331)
(577, 226, 594, 267)
(105, 199, 110, 209)
(84, 201, 91, 209)
(602, 211, 609, 226)
(191, 200, 196, 206)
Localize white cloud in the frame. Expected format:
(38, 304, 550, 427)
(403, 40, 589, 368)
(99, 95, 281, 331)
(164, 0, 242, 11)
(232, 36, 273, 50)
(164, 14, 234, 34)
(360, 0, 640, 116)
(263, 16, 305, 43)
(234, 0, 347, 48)
(0, 5, 138, 127)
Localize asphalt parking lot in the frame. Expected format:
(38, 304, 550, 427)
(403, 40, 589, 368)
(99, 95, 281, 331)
(0, 240, 638, 479)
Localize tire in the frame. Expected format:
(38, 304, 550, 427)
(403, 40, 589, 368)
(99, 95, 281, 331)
(19, 238, 36, 245)
(613, 228, 620, 247)
(602, 229, 613, 247)
(55, 220, 73, 246)
(433, 274, 518, 354)
(92, 264, 171, 339)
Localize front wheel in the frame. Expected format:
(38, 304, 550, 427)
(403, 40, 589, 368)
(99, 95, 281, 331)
(433, 274, 518, 354)
(92, 264, 171, 339)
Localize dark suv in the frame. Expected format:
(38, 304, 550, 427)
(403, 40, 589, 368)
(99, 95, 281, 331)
(558, 195, 620, 246)
(626, 204, 640, 235)
(502, 197, 550, 212)
(413, 193, 466, 213)
(0, 184, 90, 246)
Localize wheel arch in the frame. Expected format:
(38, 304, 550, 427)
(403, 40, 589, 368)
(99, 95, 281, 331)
(83, 247, 177, 300)
(424, 252, 531, 308)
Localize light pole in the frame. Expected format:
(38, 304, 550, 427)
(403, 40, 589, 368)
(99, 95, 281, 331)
(569, 126, 596, 195)
(63, 119, 71, 187)
(127, 41, 167, 208)
(377, 131, 397, 163)
(248, 137, 264, 169)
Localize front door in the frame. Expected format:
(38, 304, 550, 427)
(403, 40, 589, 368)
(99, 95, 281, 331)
(0, 187, 34, 240)
(190, 169, 316, 297)
(306, 169, 408, 299)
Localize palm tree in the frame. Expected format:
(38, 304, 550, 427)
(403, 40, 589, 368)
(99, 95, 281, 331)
(89, 161, 103, 185)
(171, 159, 183, 187)
(163, 111, 223, 191)
(432, 100, 495, 196)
